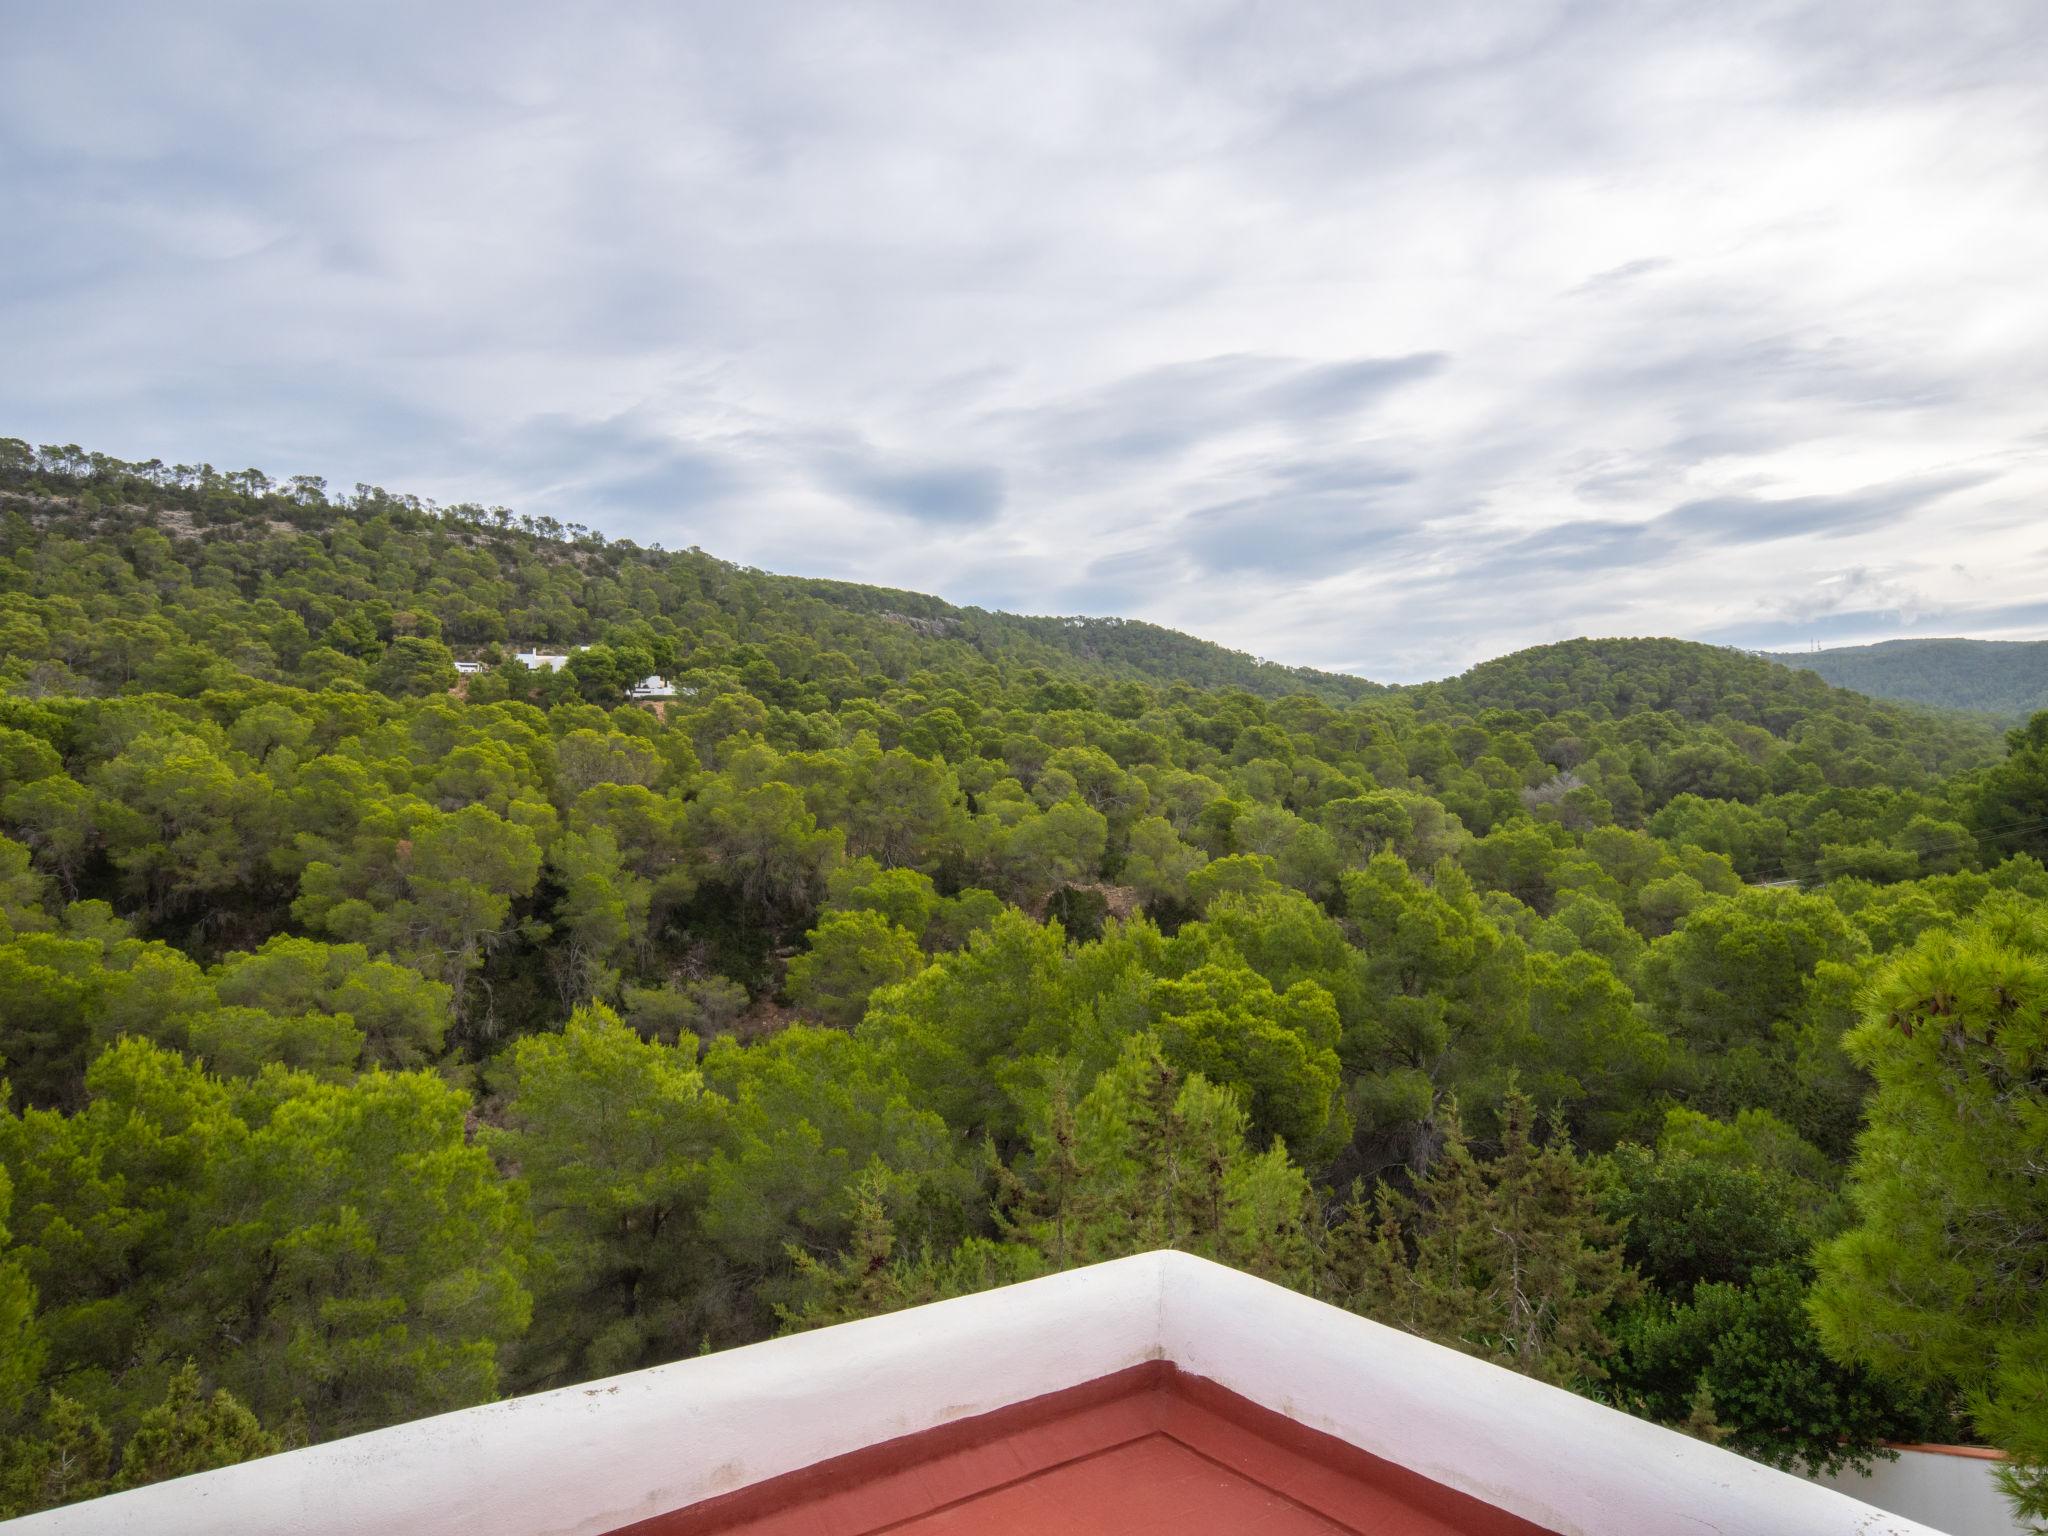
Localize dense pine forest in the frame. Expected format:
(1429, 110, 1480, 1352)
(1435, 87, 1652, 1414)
(1768, 637, 2048, 720)
(0, 441, 2043, 1520)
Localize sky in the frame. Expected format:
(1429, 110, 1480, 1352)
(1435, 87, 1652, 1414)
(4, 1, 2047, 683)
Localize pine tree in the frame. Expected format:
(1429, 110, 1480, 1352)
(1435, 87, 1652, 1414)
(1221, 1142, 1318, 1289)
(0, 1165, 42, 1427)
(0, 1394, 111, 1517)
(778, 1165, 922, 1330)
(114, 1363, 277, 1490)
(1322, 1179, 1408, 1312)
(1681, 1382, 1730, 1446)
(1812, 903, 2048, 1522)
(1122, 1038, 1192, 1250)
(778, 1167, 1046, 1332)
(1073, 1035, 1260, 1261)
(1335, 1091, 1635, 1388)
(998, 1066, 1094, 1268)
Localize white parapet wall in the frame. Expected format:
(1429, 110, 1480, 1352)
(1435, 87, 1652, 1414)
(3, 1251, 1947, 1536)
(1157, 1256, 1951, 1536)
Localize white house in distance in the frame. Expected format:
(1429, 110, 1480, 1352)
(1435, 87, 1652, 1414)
(628, 675, 676, 699)
(513, 648, 579, 671)
(7, 1252, 1966, 1536)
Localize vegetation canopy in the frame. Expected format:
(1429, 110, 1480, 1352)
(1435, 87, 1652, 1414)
(0, 441, 2040, 1521)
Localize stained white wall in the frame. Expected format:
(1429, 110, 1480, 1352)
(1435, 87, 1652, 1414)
(3, 1251, 1947, 1536)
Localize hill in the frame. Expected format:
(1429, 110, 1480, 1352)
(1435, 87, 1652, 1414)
(0, 440, 1380, 705)
(0, 443, 1998, 814)
(1441, 634, 1945, 729)
(1764, 637, 2048, 719)
(2, 437, 2041, 1512)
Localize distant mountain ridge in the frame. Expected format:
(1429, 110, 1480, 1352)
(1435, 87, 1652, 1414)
(3, 439, 2018, 742)
(0, 438, 1387, 705)
(772, 571, 1387, 701)
(1763, 637, 2048, 718)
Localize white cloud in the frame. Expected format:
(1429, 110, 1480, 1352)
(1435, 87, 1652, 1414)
(3, 0, 2046, 680)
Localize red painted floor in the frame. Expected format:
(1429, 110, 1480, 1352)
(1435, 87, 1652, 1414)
(881, 1433, 1348, 1534)
(626, 1363, 1553, 1536)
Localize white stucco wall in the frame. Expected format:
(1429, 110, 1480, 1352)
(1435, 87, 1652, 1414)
(1818, 1449, 2022, 1536)
(3, 1257, 1162, 1536)
(1, 1251, 1948, 1536)
(1157, 1254, 1943, 1536)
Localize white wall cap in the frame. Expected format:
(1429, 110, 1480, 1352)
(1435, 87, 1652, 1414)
(1154, 1250, 1943, 1536)
(2, 1250, 1943, 1536)
(2, 1253, 1162, 1536)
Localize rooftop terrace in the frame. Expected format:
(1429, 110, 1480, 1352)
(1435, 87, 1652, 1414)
(7, 1252, 1943, 1536)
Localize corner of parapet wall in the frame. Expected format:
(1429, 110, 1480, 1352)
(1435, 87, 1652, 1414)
(1144, 1251, 1949, 1536)
(0, 1250, 1947, 1536)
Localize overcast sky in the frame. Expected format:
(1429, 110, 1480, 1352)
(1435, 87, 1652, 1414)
(5, 2, 2047, 681)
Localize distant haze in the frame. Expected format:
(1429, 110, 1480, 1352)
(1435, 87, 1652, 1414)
(4, 1, 2047, 681)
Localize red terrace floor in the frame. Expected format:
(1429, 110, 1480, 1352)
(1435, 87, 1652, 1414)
(881, 1435, 1345, 1535)
(619, 1362, 1555, 1536)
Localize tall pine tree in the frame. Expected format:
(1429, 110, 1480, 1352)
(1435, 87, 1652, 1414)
(1334, 1090, 1634, 1388)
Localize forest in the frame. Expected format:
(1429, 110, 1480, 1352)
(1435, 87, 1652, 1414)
(0, 441, 2042, 1523)
(1768, 637, 2048, 720)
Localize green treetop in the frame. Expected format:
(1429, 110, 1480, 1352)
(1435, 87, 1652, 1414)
(1812, 899, 2048, 1521)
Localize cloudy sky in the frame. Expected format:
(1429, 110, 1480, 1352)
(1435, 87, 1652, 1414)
(5, 1, 2047, 681)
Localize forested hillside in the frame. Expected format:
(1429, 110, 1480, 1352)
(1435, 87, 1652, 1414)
(1, 442, 2043, 1522)
(1766, 637, 2048, 718)
(0, 442, 1379, 707)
